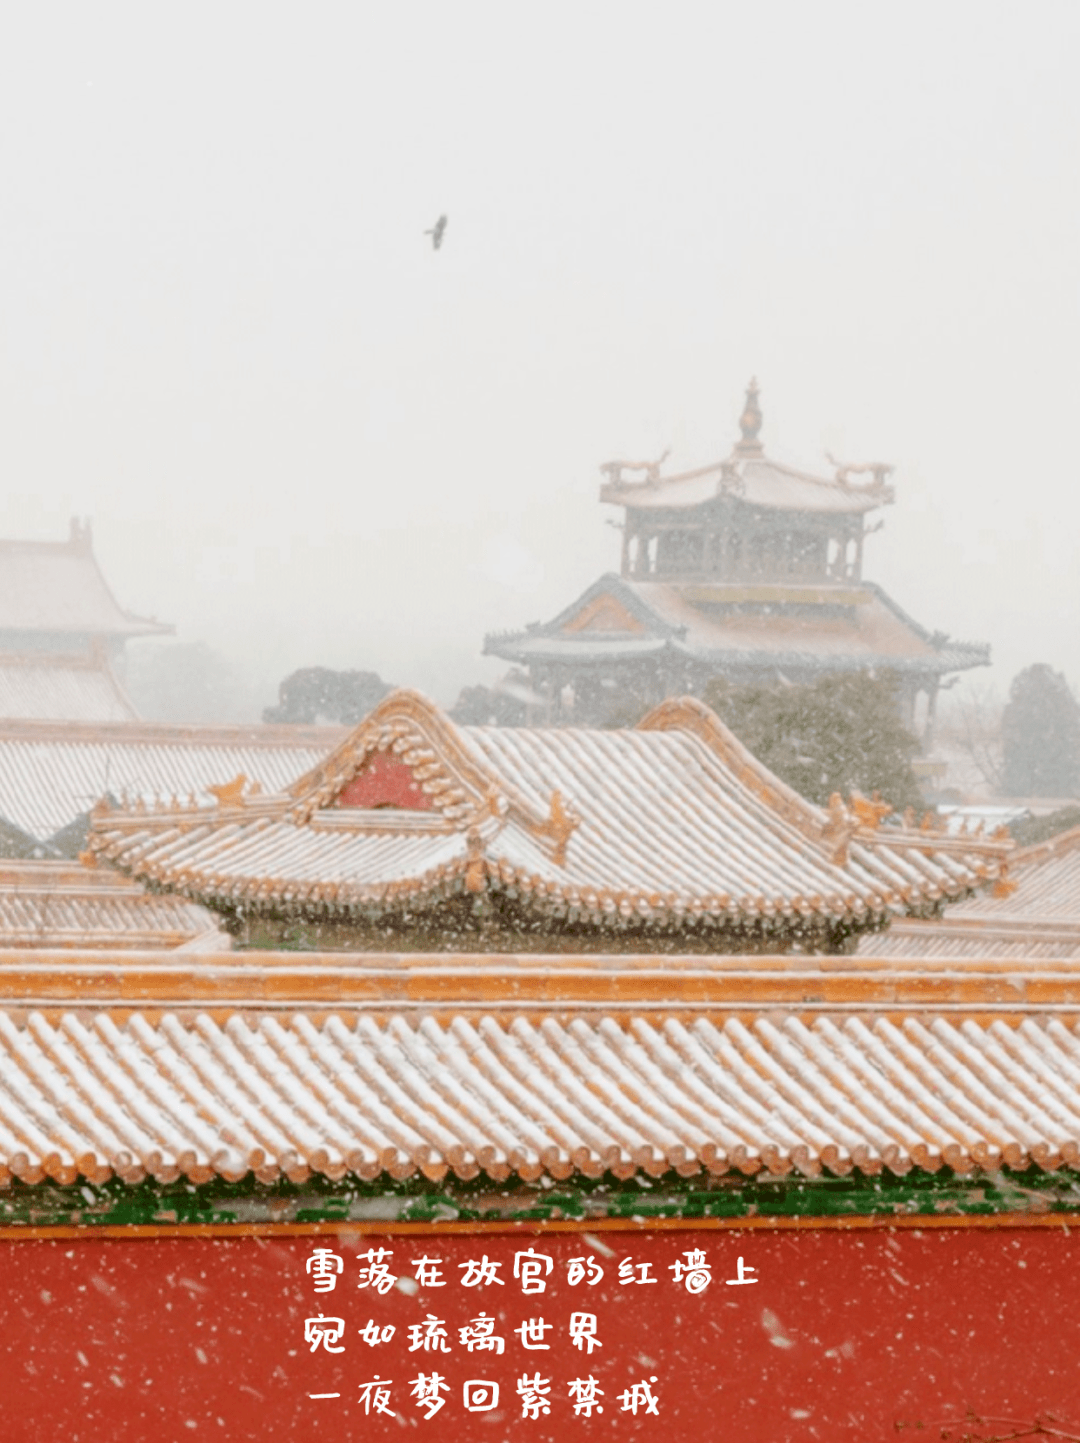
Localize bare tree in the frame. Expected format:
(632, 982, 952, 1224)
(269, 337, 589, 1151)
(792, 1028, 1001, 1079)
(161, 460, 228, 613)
(938, 681, 1005, 794)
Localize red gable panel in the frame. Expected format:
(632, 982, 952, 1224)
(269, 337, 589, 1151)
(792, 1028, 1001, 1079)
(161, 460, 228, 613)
(334, 752, 433, 811)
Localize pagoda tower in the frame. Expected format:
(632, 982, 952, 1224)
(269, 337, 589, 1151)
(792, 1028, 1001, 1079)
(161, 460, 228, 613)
(484, 382, 989, 733)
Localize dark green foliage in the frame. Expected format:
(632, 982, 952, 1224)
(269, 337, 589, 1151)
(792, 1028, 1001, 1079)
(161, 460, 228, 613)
(263, 667, 392, 725)
(1001, 664, 1080, 799)
(449, 670, 531, 726)
(1008, 804, 1080, 848)
(449, 684, 526, 727)
(703, 671, 923, 812)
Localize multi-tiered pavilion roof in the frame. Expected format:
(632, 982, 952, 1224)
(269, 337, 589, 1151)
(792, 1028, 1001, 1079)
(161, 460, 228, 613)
(485, 383, 989, 729)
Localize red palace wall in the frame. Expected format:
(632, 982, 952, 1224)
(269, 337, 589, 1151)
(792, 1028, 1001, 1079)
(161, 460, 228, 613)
(2, 1221, 1079, 1442)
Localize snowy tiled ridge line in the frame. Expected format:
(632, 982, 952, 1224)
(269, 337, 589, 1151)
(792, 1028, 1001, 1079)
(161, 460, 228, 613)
(2, 1009, 1079, 1187)
(0, 862, 224, 950)
(87, 690, 1010, 943)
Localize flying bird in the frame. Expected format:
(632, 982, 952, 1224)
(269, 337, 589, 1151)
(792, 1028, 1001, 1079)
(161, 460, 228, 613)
(425, 214, 448, 250)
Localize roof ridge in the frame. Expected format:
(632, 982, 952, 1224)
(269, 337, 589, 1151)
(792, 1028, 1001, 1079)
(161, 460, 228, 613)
(0, 717, 346, 746)
(635, 695, 830, 849)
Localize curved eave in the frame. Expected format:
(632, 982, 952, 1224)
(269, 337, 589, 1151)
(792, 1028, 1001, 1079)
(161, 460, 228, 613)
(91, 841, 999, 940)
(604, 491, 888, 518)
(599, 460, 893, 518)
(483, 634, 990, 676)
(483, 632, 673, 663)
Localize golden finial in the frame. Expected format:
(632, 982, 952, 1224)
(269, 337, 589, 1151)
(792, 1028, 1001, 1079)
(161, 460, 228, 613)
(735, 378, 764, 455)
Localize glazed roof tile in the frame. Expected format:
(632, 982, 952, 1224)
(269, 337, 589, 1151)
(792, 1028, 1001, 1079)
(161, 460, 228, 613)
(1, 1001, 1077, 1188)
(949, 826, 1080, 924)
(859, 922, 1080, 961)
(858, 825, 1080, 959)
(87, 690, 1009, 938)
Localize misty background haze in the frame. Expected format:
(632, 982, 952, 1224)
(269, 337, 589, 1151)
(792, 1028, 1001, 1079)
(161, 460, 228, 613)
(0, 3, 1076, 720)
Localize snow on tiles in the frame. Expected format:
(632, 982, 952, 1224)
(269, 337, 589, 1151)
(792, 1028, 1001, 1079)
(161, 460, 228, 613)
(86, 687, 1012, 954)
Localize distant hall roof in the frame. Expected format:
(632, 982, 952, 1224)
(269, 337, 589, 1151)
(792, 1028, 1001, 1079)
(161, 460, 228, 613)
(601, 455, 891, 516)
(0, 652, 138, 723)
(0, 520, 170, 639)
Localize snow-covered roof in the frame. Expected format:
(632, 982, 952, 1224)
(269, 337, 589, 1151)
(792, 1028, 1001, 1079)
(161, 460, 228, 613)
(486, 574, 990, 677)
(598, 382, 894, 519)
(0, 522, 170, 639)
(87, 689, 1010, 946)
(601, 453, 891, 517)
(859, 824, 1080, 960)
(0, 860, 224, 949)
(0, 651, 138, 723)
(0, 717, 343, 847)
(0, 948, 1077, 1187)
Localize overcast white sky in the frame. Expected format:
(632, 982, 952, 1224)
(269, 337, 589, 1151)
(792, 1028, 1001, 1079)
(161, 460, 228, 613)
(0, 3, 1077, 710)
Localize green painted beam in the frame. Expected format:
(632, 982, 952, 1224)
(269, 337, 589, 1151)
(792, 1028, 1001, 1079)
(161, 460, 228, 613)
(2, 1166, 1077, 1230)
